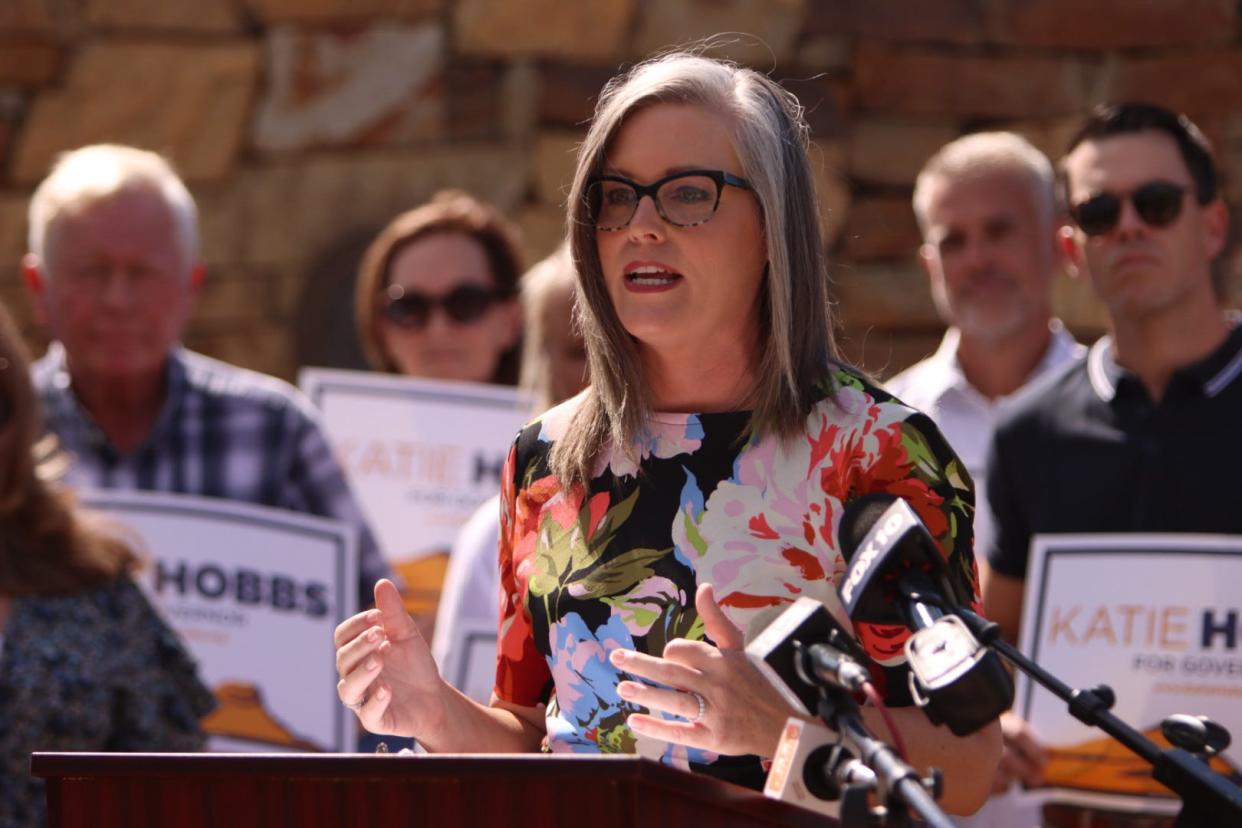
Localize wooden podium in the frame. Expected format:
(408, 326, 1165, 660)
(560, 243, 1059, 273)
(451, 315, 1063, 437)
(32, 752, 836, 827)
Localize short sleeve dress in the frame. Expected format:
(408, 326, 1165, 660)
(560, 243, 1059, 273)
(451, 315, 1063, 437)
(494, 369, 979, 790)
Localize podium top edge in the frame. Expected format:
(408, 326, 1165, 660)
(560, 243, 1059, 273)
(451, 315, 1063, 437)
(32, 752, 648, 777)
(31, 752, 834, 826)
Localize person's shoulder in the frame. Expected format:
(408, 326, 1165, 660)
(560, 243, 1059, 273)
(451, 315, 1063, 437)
(80, 572, 153, 616)
(883, 354, 948, 409)
(884, 356, 929, 393)
(78, 572, 216, 717)
(1204, 319, 1242, 402)
(997, 351, 1089, 432)
(29, 573, 155, 636)
(812, 366, 974, 469)
(989, 353, 1092, 462)
(519, 388, 587, 447)
(179, 348, 319, 421)
(817, 363, 931, 426)
(502, 390, 586, 481)
(459, 493, 502, 539)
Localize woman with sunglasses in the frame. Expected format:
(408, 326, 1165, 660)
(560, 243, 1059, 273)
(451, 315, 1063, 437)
(0, 302, 214, 827)
(335, 52, 999, 814)
(355, 190, 523, 385)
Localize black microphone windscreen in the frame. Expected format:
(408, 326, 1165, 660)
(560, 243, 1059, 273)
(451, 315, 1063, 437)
(838, 493, 897, 561)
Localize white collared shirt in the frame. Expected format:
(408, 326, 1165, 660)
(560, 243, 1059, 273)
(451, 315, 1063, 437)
(885, 321, 1085, 559)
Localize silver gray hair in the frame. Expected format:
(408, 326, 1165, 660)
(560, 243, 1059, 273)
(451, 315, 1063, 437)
(913, 131, 1056, 236)
(552, 51, 838, 487)
(28, 144, 200, 276)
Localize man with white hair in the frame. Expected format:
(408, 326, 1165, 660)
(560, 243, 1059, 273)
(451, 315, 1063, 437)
(886, 132, 1085, 816)
(21, 143, 388, 609)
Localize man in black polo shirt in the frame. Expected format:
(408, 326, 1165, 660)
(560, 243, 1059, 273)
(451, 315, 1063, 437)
(981, 103, 1242, 803)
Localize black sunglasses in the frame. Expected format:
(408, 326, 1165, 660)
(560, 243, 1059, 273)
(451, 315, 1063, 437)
(379, 283, 505, 330)
(1069, 180, 1193, 237)
(586, 169, 754, 231)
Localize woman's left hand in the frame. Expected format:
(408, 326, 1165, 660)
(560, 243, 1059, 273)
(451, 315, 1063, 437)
(608, 582, 801, 759)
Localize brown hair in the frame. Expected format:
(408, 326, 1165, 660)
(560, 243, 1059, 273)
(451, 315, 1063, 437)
(354, 189, 525, 385)
(0, 302, 136, 595)
(551, 52, 840, 488)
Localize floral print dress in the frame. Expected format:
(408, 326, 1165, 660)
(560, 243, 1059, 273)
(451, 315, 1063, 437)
(494, 370, 979, 790)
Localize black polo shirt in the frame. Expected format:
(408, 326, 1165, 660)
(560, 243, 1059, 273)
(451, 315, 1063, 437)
(985, 322, 1242, 579)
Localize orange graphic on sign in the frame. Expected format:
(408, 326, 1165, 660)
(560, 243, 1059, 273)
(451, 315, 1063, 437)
(201, 682, 323, 751)
(393, 549, 451, 641)
(1043, 726, 1241, 798)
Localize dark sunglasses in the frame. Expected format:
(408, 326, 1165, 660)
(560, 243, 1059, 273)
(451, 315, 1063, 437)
(586, 169, 754, 231)
(1069, 180, 1192, 237)
(379, 283, 505, 330)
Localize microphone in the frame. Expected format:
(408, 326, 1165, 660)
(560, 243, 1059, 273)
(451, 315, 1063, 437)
(765, 717, 873, 818)
(747, 597, 958, 828)
(837, 494, 1013, 736)
(837, 494, 971, 627)
(745, 597, 872, 715)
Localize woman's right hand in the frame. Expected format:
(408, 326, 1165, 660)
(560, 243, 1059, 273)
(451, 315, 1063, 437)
(334, 578, 445, 739)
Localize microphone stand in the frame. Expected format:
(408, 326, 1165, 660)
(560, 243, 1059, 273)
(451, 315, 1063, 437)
(806, 675, 955, 828)
(953, 607, 1242, 828)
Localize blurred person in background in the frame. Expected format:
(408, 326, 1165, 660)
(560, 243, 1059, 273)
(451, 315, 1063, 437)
(515, 243, 589, 410)
(888, 131, 1084, 558)
(21, 144, 387, 611)
(355, 189, 523, 386)
(0, 301, 213, 828)
(335, 51, 1000, 813)
(983, 102, 1241, 828)
(432, 241, 588, 702)
(352, 190, 526, 650)
(886, 133, 1085, 823)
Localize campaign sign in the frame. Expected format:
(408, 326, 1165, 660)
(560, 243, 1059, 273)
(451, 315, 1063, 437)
(82, 490, 358, 753)
(299, 368, 531, 632)
(1017, 534, 1242, 815)
(436, 619, 498, 705)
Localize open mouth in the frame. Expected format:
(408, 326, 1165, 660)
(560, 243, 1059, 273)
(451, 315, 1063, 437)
(626, 264, 682, 287)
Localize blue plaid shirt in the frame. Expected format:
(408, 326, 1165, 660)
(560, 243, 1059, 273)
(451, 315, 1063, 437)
(32, 342, 389, 609)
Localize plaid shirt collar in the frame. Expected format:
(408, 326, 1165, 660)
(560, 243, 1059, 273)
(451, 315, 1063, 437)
(36, 341, 190, 460)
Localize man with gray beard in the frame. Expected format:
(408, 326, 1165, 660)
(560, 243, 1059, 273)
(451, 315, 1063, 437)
(889, 131, 1084, 554)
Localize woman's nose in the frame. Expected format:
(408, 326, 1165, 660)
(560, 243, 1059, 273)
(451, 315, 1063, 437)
(626, 194, 665, 241)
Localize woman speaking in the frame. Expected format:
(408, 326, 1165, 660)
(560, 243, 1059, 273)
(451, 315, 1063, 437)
(334, 51, 1000, 814)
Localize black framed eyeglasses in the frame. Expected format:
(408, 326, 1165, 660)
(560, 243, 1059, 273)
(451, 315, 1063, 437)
(379, 283, 505, 330)
(1069, 180, 1194, 237)
(586, 169, 755, 231)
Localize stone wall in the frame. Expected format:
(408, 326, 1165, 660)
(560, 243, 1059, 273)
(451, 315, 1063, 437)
(2, 0, 1240, 380)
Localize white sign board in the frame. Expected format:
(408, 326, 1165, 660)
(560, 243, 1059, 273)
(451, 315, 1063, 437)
(438, 620, 499, 704)
(83, 490, 358, 753)
(1017, 534, 1242, 815)
(299, 368, 531, 630)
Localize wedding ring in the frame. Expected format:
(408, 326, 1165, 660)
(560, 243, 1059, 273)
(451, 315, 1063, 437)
(344, 694, 367, 712)
(689, 691, 706, 723)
